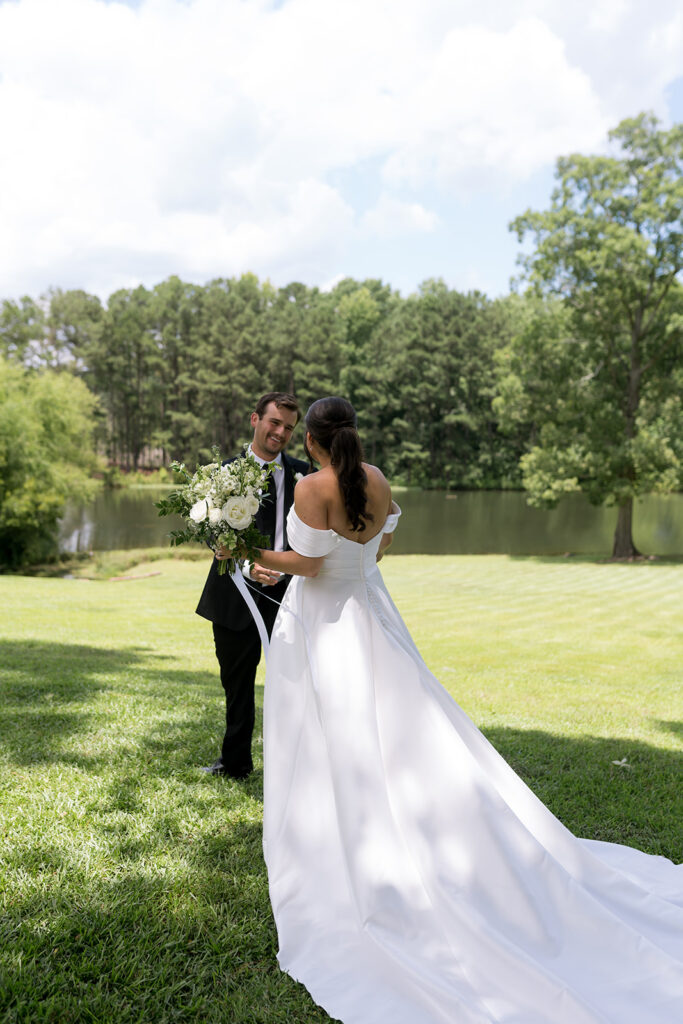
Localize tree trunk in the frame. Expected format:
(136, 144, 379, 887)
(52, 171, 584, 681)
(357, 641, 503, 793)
(612, 498, 640, 558)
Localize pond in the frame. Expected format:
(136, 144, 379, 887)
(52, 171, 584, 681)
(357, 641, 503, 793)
(58, 488, 683, 557)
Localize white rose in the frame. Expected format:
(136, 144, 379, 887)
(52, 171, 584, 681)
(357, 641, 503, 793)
(222, 495, 253, 530)
(295, 472, 304, 482)
(245, 494, 259, 516)
(189, 499, 208, 523)
(208, 506, 223, 526)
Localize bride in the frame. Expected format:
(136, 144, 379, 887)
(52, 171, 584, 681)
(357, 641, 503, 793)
(228, 396, 682, 1024)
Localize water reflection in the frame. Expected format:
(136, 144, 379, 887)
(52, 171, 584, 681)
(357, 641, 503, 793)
(391, 490, 683, 556)
(59, 487, 182, 553)
(58, 487, 683, 557)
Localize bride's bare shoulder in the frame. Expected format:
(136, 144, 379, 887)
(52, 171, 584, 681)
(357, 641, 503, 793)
(363, 463, 389, 485)
(295, 466, 337, 496)
(293, 467, 335, 528)
(363, 463, 393, 513)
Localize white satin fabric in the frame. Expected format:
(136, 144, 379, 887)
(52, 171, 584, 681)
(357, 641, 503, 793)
(263, 508, 683, 1024)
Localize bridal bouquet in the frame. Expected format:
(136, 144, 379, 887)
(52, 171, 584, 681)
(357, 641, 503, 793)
(155, 447, 276, 575)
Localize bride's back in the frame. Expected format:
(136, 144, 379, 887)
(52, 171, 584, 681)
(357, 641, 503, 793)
(297, 463, 392, 544)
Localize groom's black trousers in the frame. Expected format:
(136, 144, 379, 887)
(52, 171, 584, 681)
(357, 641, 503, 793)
(212, 582, 283, 777)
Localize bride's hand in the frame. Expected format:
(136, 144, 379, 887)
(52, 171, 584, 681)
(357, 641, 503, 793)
(250, 561, 283, 585)
(216, 542, 247, 561)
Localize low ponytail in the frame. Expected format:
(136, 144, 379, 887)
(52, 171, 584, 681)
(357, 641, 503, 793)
(305, 397, 374, 532)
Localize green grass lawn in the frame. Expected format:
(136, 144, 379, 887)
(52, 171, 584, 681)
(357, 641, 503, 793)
(1, 553, 682, 1023)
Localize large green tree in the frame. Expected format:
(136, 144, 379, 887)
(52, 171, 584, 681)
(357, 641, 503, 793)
(47, 288, 104, 371)
(148, 276, 206, 463)
(194, 274, 275, 460)
(507, 113, 683, 556)
(381, 281, 525, 488)
(0, 357, 99, 568)
(265, 282, 342, 439)
(96, 286, 163, 469)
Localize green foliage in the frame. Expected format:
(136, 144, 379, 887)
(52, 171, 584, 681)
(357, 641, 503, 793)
(47, 287, 104, 370)
(96, 284, 163, 469)
(0, 295, 45, 363)
(105, 465, 174, 487)
(380, 282, 526, 488)
(1, 273, 528, 491)
(0, 356, 99, 568)
(506, 112, 683, 554)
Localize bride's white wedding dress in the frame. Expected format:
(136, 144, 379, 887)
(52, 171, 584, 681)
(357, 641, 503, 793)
(262, 507, 682, 1024)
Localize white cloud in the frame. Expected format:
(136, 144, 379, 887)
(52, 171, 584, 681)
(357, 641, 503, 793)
(0, 0, 682, 299)
(587, 0, 629, 34)
(360, 195, 439, 238)
(381, 17, 606, 191)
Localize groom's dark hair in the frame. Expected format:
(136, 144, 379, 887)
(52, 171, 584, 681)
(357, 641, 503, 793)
(254, 392, 301, 423)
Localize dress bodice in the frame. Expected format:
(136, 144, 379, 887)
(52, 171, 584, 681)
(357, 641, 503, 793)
(286, 505, 401, 581)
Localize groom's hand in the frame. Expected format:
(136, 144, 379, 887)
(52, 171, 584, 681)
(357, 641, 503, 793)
(250, 562, 283, 586)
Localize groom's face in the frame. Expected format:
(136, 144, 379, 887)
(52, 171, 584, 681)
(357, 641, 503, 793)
(251, 402, 298, 460)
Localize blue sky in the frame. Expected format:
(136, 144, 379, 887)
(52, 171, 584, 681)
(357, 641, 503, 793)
(1, 0, 682, 302)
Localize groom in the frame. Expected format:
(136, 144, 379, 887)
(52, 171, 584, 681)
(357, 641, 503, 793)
(196, 392, 308, 779)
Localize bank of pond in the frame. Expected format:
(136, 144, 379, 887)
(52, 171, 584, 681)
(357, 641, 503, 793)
(58, 488, 683, 558)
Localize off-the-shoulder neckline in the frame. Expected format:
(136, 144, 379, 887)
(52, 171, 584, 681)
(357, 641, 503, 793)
(288, 506, 400, 546)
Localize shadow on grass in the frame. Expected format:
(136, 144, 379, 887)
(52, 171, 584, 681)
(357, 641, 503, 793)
(656, 719, 683, 740)
(481, 726, 682, 860)
(0, 638, 219, 770)
(2, 721, 680, 1023)
(0, 638, 153, 697)
(0, 848, 289, 1024)
(0, 815, 323, 1024)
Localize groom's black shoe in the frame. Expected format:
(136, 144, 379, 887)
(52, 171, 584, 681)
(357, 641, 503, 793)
(200, 759, 252, 780)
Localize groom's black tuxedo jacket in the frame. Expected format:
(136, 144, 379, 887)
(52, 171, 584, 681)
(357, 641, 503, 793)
(195, 449, 309, 632)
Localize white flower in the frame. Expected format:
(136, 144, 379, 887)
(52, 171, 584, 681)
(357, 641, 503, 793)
(189, 499, 208, 523)
(222, 495, 253, 530)
(208, 506, 223, 526)
(295, 471, 304, 482)
(245, 494, 259, 516)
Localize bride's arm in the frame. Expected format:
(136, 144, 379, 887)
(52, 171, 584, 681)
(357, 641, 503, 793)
(376, 498, 398, 561)
(215, 544, 323, 577)
(251, 546, 324, 578)
(376, 533, 393, 560)
(254, 476, 328, 576)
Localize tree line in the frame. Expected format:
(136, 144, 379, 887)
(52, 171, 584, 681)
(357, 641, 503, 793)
(0, 276, 529, 490)
(1, 112, 682, 563)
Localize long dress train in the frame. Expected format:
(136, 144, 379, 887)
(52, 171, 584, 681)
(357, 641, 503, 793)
(262, 507, 683, 1024)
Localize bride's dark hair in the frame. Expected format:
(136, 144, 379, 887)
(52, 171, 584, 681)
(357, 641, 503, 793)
(305, 397, 373, 532)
